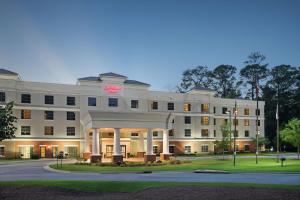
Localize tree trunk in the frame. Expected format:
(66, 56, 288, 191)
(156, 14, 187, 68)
(298, 145, 300, 160)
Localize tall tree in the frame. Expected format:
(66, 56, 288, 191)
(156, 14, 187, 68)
(177, 66, 214, 92)
(240, 52, 269, 99)
(0, 102, 17, 142)
(263, 65, 300, 149)
(215, 123, 231, 159)
(280, 119, 300, 159)
(212, 65, 241, 98)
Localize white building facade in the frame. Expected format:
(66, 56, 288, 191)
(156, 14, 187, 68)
(0, 69, 265, 162)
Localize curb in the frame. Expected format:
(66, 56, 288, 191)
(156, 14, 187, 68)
(43, 165, 71, 173)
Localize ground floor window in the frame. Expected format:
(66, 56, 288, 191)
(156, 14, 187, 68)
(169, 145, 175, 153)
(153, 145, 158, 154)
(184, 145, 191, 154)
(19, 146, 33, 158)
(64, 146, 77, 158)
(244, 144, 250, 152)
(0, 147, 4, 156)
(235, 144, 239, 152)
(201, 145, 209, 153)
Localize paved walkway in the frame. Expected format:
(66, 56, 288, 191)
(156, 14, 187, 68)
(0, 159, 300, 185)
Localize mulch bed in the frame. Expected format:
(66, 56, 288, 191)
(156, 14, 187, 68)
(0, 185, 299, 200)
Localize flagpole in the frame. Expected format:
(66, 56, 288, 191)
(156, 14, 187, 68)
(276, 85, 280, 163)
(233, 99, 237, 166)
(255, 76, 259, 164)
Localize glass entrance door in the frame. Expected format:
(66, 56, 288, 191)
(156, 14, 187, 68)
(52, 146, 58, 157)
(121, 145, 126, 158)
(40, 146, 46, 158)
(106, 145, 113, 158)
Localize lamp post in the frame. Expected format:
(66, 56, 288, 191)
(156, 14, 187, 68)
(233, 99, 237, 166)
(226, 111, 232, 152)
(276, 84, 280, 163)
(255, 76, 259, 164)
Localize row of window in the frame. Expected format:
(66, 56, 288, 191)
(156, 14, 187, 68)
(20, 110, 76, 120)
(183, 144, 250, 153)
(0, 92, 262, 116)
(20, 126, 75, 136)
(184, 116, 261, 126)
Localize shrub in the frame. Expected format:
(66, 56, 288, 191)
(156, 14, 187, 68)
(30, 154, 40, 159)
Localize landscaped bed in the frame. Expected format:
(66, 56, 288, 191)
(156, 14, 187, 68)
(50, 157, 300, 173)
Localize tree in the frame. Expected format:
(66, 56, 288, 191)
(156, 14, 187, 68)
(263, 65, 300, 149)
(0, 102, 17, 142)
(280, 119, 300, 159)
(252, 136, 269, 151)
(240, 52, 269, 99)
(215, 123, 231, 159)
(212, 65, 242, 98)
(177, 66, 214, 92)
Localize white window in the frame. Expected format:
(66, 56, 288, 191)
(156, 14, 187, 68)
(184, 145, 191, 154)
(201, 145, 209, 152)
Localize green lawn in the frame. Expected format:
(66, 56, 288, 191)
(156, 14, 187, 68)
(50, 158, 300, 173)
(0, 180, 299, 192)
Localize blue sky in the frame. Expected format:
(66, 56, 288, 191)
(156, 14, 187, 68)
(0, 0, 299, 91)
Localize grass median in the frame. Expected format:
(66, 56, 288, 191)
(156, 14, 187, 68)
(0, 180, 299, 192)
(50, 157, 300, 173)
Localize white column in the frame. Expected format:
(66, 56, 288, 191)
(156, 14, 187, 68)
(92, 128, 100, 155)
(113, 128, 121, 155)
(84, 129, 90, 152)
(146, 128, 153, 155)
(163, 129, 169, 154)
(138, 132, 144, 152)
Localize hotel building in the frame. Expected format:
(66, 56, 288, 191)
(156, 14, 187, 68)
(0, 69, 264, 162)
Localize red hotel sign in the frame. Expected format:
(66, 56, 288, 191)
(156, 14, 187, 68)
(104, 85, 122, 93)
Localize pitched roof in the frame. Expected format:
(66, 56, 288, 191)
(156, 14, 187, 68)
(0, 68, 18, 75)
(192, 86, 215, 92)
(124, 79, 150, 86)
(77, 76, 100, 81)
(99, 72, 127, 78)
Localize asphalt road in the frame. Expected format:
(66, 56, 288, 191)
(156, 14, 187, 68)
(0, 159, 300, 185)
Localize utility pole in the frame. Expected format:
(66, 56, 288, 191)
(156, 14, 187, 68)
(233, 99, 237, 166)
(255, 76, 259, 164)
(276, 85, 280, 163)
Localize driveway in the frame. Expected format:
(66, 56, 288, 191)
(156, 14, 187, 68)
(0, 159, 300, 185)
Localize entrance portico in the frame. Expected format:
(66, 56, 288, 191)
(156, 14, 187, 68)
(82, 111, 174, 163)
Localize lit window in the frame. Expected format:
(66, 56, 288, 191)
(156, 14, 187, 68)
(201, 104, 209, 113)
(88, 97, 96, 106)
(44, 126, 54, 135)
(183, 103, 191, 112)
(0, 92, 5, 102)
(131, 100, 139, 108)
(201, 145, 209, 152)
(244, 108, 249, 115)
(21, 110, 31, 119)
(184, 145, 191, 154)
(21, 94, 31, 104)
(233, 119, 238, 126)
(168, 102, 174, 110)
(201, 116, 209, 125)
(44, 111, 54, 120)
(21, 126, 31, 135)
(66, 96, 75, 106)
(184, 129, 191, 137)
(45, 95, 54, 105)
(244, 119, 249, 126)
(201, 129, 209, 137)
(66, 127, 75, 136)
(108, 98, 118, 107)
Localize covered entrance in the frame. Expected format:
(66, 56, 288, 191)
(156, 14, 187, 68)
(82, 111, 174, 163)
